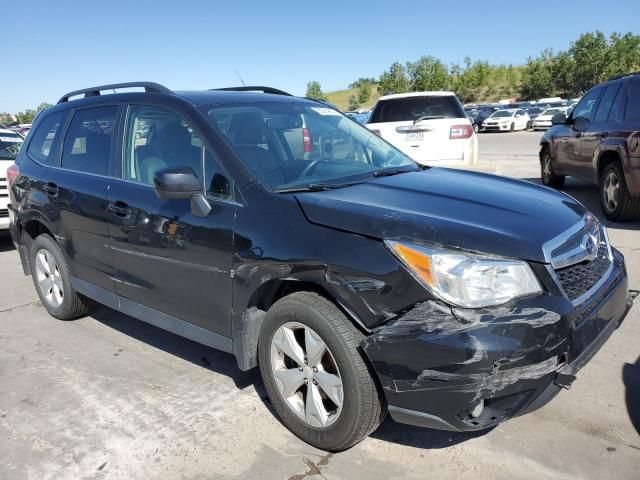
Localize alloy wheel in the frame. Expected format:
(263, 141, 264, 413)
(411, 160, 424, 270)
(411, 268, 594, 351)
(603, 171, 620, 211)
(34, 249, 64, 308)
(270, 322, 344, 428)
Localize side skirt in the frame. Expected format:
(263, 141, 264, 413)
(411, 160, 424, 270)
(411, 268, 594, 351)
(72, 276, 233, 354)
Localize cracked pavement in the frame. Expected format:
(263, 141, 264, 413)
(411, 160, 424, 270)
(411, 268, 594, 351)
(1, 131, 639, 479)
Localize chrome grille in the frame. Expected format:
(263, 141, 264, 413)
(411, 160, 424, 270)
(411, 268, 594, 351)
(544, 214, 613, 303)
(555, 241, 611, 301)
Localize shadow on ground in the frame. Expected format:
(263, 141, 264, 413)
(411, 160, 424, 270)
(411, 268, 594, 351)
(523, 177, 640, 230)
(90, 305, 260, 391)
(0, 232, 15, 253)
(371, 416, 489, 449)
(623, 355, 640, 436)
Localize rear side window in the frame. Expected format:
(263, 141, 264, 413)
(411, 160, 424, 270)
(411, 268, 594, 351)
(608, 81, 627, 121)
(624, 79, 640, 122)
(26, 111, 67, 165)
(61, 106, 118, 176)
(370, 96, 466, 123)
(593, 84, 620, 123)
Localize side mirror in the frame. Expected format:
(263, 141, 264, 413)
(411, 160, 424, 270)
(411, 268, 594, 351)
(153, 167, 202, 200)
(153, 167, 213, 217)
(551, 113, 567, 125)
(573, 115, 589, 132)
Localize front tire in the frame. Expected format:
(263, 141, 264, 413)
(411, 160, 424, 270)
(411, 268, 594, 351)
(541, 149, 565, 189)
(30, 234, 91, 320)
(600, 162, 640, 221)
(510, 122, 515, 132)
(258, 292, 385, 451)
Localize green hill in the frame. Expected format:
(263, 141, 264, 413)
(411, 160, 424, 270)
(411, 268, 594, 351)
(325, 87, 381, 112)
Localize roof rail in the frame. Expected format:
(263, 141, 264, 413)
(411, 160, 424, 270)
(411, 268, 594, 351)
(211, 86, 292, 96)
(57, 82, 172, 104)
(608, 71, 640, 81)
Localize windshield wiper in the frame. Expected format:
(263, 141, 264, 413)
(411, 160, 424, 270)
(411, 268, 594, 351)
(373, 166, 419, 178)
(275, 181, 364, 193)
(413, 115, 445, 124)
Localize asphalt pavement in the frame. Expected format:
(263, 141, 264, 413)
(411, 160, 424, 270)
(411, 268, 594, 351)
(1, 131, 639, 479)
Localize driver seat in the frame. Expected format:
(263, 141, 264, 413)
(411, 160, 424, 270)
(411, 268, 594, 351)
(226, 112, 285, 187)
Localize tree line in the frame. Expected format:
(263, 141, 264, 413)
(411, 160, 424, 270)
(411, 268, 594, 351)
(306, 31, 640, 108)
(1, 102, 52, 126)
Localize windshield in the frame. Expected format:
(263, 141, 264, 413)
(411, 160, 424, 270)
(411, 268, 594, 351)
(542, 108, 564, 116)
(0, 133, 23, 160)
(491, 110, 513, 118)
(369, 95, 465, 123)
(202, 102, 418, 191)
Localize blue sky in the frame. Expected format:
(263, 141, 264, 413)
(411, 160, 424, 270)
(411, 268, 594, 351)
(3, 0, 638, 112)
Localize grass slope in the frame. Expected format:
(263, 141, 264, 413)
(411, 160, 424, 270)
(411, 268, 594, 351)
(325, 87, 381, 112)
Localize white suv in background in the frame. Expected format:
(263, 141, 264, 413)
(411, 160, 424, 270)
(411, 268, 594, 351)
(0, 129, 24, 230)
(366, 92, 477, 165)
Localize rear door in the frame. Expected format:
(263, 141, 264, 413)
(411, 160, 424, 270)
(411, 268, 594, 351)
(47, 104, 120, 290)
(107, 103, 236, 337)
(367, 95, 470, 164)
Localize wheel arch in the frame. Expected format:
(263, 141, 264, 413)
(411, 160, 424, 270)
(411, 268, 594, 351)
(232, 276, 371, 371)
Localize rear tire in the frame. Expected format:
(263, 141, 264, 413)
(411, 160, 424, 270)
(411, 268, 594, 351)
(258, 292, 386, 451)
(599, 162, 640, 221)
(541, 149, 565, 189)
(29, 234, 91, 320)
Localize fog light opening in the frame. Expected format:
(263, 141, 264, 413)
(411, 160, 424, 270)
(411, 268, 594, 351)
(469, 399, 484, 418)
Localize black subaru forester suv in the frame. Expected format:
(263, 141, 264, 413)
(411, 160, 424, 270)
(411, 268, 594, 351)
(7, 82, 635, 451)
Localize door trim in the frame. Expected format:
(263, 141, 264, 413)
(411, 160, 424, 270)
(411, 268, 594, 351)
(72, 276, 234, 353)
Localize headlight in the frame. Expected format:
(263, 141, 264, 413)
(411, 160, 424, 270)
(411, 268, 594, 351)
(386, 241, 542, 308)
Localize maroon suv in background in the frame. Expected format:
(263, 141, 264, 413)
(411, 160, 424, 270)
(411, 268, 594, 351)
(540, 71, 640, 221)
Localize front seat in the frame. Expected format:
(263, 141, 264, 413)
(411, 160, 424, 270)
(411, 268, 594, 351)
(226, 112, 285, 187)
(139, 123, 199, 185)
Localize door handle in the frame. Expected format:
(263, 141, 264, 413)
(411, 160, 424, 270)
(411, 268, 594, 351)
(42, 182, 58, 196)
(108, 201, 131, 217)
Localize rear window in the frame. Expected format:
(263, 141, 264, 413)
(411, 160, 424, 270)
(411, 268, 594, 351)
(26, 111, 68, 165)
(624, 79, 640, 122)
(369, 95, 465, 123)
(61, 106, 118, 176)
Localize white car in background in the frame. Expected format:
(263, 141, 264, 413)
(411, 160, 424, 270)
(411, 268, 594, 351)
(366, 92, 477, 165)
(0, 129, 24, 230)
(482, 109, 530, 132)
(532, 106, 571, 130)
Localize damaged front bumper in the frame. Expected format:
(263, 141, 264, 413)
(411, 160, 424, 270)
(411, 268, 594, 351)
(363, 249, 635, 432)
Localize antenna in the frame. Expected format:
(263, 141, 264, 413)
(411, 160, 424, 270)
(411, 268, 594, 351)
(235, 70, 247, 86)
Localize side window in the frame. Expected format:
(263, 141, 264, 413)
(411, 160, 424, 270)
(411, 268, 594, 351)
(593, 84, 620, 123)
(61, 106, 118, 176)
(26, 111, 68, 165)
(124, 105, 232, 199)
(573, 87, 604, 122)
(608, 81, 628, 121)
(624, 79, 640, 122)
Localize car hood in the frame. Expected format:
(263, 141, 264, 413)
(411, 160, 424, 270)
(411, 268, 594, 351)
(535, 115, 553, 121)
(295, 168, 586, 263)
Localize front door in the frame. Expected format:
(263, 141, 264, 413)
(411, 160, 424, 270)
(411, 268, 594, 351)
(561, 86, 604, 176)
(577, 83, 622, 182)
(107, 104, 236, 337)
